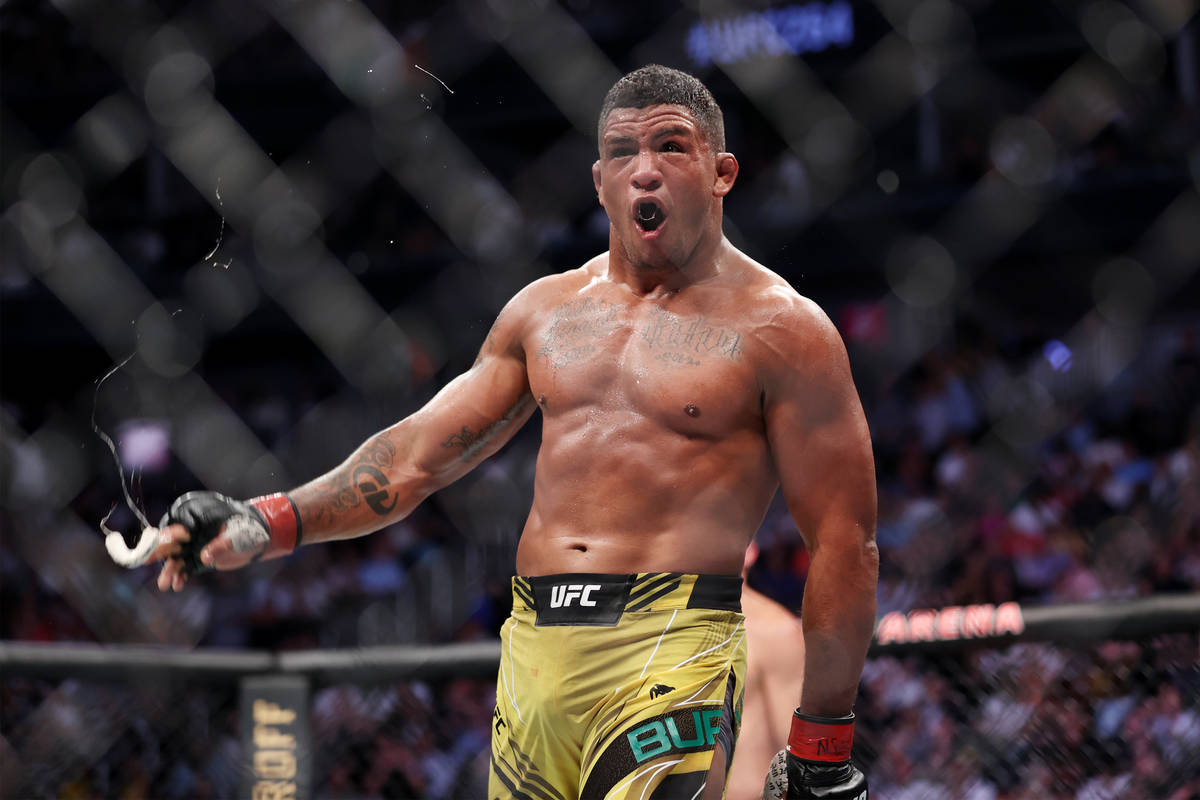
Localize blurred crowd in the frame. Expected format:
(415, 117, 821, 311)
(3, 307, 1197, 798)
(752, 319, 1200, 615)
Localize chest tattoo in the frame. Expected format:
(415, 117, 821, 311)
(641, 307, 744, 364)
(539, 298, 626, 367)
(538, 298, 745, 369)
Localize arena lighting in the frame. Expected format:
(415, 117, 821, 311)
(1043, 339, 1075, 372)
(686, 1, 854, 66)
(116, 418, 171, 472)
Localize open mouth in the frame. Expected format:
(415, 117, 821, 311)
(635, 200, 665, 233)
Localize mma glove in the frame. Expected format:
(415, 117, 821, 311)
(762, 712, 867, 800)
(162, 491, 300, 575)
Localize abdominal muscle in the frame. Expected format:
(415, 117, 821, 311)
(513, 414, 777, 576)
(514, 525, 751, 577)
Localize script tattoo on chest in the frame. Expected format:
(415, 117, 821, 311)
(537, 298, 745, 369)
(641, 308, 744, 366)
(538, 298, 626, 368)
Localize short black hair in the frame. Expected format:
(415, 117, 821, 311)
(597, 65, 726, 153)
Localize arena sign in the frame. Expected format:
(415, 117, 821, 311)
(241, 675, 312, 800)
(686, 1, 855, 66)
(874, 602, 1026, 646)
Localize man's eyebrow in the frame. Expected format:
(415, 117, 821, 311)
(652, 125, 694, 140)
(603, 125, 696, 146)
(603, 135, 636, 147)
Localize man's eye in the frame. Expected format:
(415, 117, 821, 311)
(609, 149, 633, 158)
(662, 142, 683, 153)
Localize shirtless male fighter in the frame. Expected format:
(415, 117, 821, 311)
(152, 65, 878, 800)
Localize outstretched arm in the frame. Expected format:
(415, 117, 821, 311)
(155, 298, 536, 590)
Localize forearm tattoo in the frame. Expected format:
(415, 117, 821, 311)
(310, 437, 399, 522)
(350, 438, 401, 515)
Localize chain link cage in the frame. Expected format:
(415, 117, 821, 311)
(3, 0, 1199, 798)
(856, 634, 1200, 800)
(2, 629, 1197, 798)
(2, 674, 242, 799)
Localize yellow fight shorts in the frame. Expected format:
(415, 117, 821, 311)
(490, 573, 747, 800)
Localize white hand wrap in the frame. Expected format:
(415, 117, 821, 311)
(104, 526, 160, 568)
(224, 513, 270, 553)
(762, 749, 788, 799)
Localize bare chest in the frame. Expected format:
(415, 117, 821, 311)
(527, 296, 760, 431)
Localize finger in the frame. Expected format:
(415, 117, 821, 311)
(157, 559, 178, 592)
(200, 533, 234, 568)
(172, 570, 188, 592)
(148, 538, 181, 564)
(158, 556, 188, 592)
(163, 523, 191, 542)
(149, 525, 191, 563)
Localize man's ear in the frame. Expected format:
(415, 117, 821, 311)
(713, 152, 738, 198)
(592, 160, 604, 207)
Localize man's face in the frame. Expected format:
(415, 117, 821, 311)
(593, 104, 736, 271)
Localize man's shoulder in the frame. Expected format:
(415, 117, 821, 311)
(733, 259, 839, 348)
(726, 258, 852, 396)
(507, 255, 606, 312)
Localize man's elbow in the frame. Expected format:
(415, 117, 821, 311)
(852, 533, 880, 608)
(860, 534, 880, 580)
(406, 462, 449, 505)
(830, 521, 879, 578)
(819, 529, 879, 614)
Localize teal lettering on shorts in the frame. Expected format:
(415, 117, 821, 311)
(626, 708, 724, 764)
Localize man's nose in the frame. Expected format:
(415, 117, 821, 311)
(631, 151, 661, 191)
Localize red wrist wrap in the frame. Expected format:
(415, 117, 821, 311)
(787, 712, 855, 763)
(248, 493, 301, 559)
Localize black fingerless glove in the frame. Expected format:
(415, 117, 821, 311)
(161, 491, 299, 575)
(784, 712, 867, 800)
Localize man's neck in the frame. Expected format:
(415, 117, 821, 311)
(607, 233, 728, 298)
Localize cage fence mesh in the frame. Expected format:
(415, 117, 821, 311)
(1, 674, 242, 799)
(0, 632, 1196, 799)
(854, 633, 1200, 800)
(2, 0, 1199, 798)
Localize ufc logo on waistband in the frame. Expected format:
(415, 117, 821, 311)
(549, 583, 601, 608)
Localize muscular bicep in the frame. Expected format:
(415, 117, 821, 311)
(403, 312, 537, 486)
(406, 354, 535, 481)
(763, 306, 876, 556)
